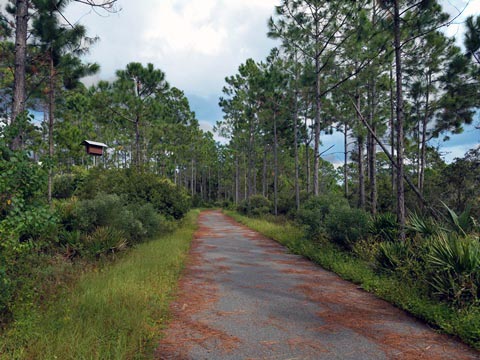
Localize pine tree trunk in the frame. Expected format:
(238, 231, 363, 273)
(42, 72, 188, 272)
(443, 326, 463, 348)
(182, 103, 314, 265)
(247, 115, 255, 199)
(313, 61, 321, 196)
(305, 134, 311, 195)
(191, 158, 195, 196)
(262, 143, 268, 198)
(243, 155, 247, 201)
(356, 93, 365, 210)
(390, 67, 395, 192)
(369, 80, 377, 215)
(294, 103, 300, 211)
(344, 122, 349, 198)
(135, 116, 141, 168)
(235, 153, 240, 204)
(369, 126, 377, 215)
(47, 51, 55, 205)
(358, 136, 365, 209)
(394, 0, 406, 240)
(10, 0, 29, 150)
(419, 73, 430, 193)
(293, 61, 300, 210)
(273, 111, 278, 216)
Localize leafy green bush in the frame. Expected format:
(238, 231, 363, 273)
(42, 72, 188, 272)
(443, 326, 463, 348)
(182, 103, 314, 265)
(0, 263, 12, 321)
(77, 169, 191, 219)
(52, 167, 89, 200)
(133, 202, 174, 236)
(0, 148, 47, 217)
(297, 194, 349, 238)
(370, 212, 399, 241)
(0, 135, 54, 322)
(58, 229, 83, 259)
(324, 206, 370, 248)
(72, 193, 125, 233)
(236, 200, 248, 215)
(442, 202, 479, 236)
(83, 226, 127, 259)
(376, 241, 412, 272)
(237, 195, 272, 216)
(54, 197, 79, 232)
(58, 193, 170, 254)
(2, 205, 58, 245)
(352, 239, 379, 263)
(151, 179, 191, 219)
(277, 193, 295, 216)
(427, 233, 480, 308)
(407, 212, 442, 238)
(375, 238, 431, 283)
(112, 203, 165, 243)
(52, 174, 76, 199)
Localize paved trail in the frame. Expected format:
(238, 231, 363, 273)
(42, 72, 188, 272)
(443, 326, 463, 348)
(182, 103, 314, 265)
(155, 211, 479, 360)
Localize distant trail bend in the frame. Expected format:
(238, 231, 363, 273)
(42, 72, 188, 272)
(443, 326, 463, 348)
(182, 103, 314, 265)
(155, 210, 479, 360)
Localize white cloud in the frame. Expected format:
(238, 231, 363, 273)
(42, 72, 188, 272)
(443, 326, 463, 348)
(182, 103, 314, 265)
(199, 120, 228, 144)
(141, 0, 227, 56)
(441, 0, 480, 44)
(61, 0, 278, 98)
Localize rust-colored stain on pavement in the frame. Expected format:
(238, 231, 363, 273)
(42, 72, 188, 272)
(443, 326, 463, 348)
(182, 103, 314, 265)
(155, 211, 240, 359)
(155, 211, 479, 360)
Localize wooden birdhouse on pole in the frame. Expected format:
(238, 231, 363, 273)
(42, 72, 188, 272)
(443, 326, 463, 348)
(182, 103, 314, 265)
(82, 140, 108, 156)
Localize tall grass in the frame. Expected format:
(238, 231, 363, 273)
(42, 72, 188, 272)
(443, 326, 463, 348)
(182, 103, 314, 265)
(0, 210, 200, 360)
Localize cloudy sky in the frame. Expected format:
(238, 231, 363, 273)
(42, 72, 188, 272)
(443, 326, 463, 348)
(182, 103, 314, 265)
(62, 0, 279, 133)
(3, 0, 479, 163)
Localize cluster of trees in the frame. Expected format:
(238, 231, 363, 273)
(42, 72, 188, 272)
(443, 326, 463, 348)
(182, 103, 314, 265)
(0, 0, 214, 323)
(0, 0, 221, 206)
(216, 0, 480, 235)
(2, 0, 478, 223)
(0, 0, 479, 341)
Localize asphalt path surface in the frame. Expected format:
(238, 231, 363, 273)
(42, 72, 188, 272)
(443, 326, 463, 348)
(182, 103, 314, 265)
(155, 210, 479, 359)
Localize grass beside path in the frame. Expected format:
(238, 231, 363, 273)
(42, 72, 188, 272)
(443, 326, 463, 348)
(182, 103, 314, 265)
(225, 210, 480, 351)
(0, 210, 200, 360)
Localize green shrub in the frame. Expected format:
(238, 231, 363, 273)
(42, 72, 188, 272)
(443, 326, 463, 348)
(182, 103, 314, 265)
(277, 193, 295, 216)
(218, 199, 235, 210)
(58, 230, 83, 259)
(130, 203, 167, 237)
(442, 202, 479, 236)
(0, 264, 12, 321)
(52, 168, 88, 200)
(324, 206, 370, 248)
(54, 197, 79, 232)
(352, 239, 380, 263)
(407, 212, 442, 238)
(65, 193, 171, 247)
(376, 241, 412, 272)
(83, 226, 127, 258)
(296, 194, 349, 238)
(151, 179, 191, 219)
(0, 147, 47, 218)
(427, 233, 480, 308)
(73, 193, 125, 233)
(1, 205, 58, 245)
(77, 169, 191, 220)
(52, 174, 76, 199)
(370, 212, 399, 241)
(237, 195, 272, 216)
(236, 200, 248, 215)
(375, 238, 430, 283)
(0, 141, 54, 323)
(111, 203, 165, 244)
